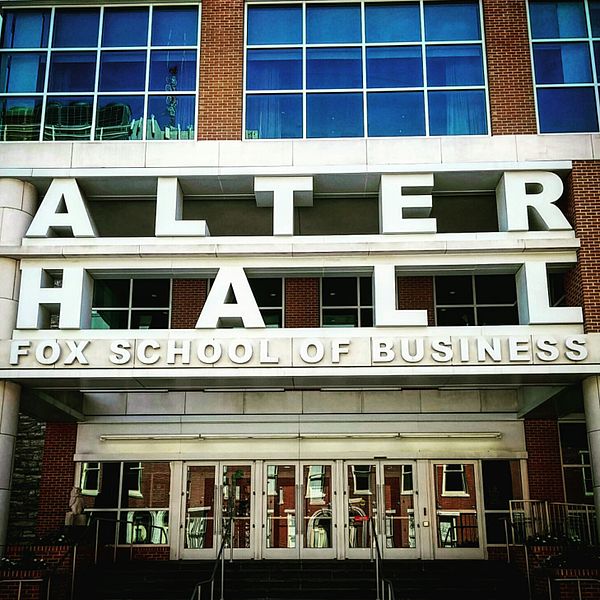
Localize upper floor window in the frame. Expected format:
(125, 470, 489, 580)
(321, 276, 373, 327)
(559, 422, 594, 504)
(434, 274, 518, 326)
(0, 5, 199, 142)
(529, 0, 600, 133)
(244, 1, 488, 139)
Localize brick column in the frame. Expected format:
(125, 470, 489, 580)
(524, 419, 565, 503)
(171, 279, 208, 328)
(563, 161, 600, 333)
(36, 423, 78, 535)
(198, 0, 244, 140)
(0, 178, 36, 556)
(482, 0, 538, 135)
(285, 278, 320, 328)
(582, 377, 600, 539)
(397, 276, 434, 326)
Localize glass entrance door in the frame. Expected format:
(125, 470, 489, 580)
(262, 462, 336, 559)
(432, 462, 484, 559)
(181, 462, 254, 559)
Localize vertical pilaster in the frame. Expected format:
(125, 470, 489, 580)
(582, 376, 600, 539)
(0, 178, 37, 556)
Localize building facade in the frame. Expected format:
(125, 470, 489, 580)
(1, 0, 600, 568)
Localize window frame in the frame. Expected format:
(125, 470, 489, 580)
(320, 275, 373, 327)
(441, 463, 469, 497)
(243, 0, 491, 140)
(91, 277, 172, 330)
(0, 4, 201, 142)
(559, 421, 595, 502)
(527, 0, 600, 134)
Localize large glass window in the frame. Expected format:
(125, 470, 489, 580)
(245, 1, 488, 139)
(0, 5, 199, 141)
(80, 461, 171, 545)
(91, 279, 171, 329)
(321, 276, 373, 327)
(529, 0, 600, 132)
(435, 274, 518, 326)
(559, 422, 594, 504)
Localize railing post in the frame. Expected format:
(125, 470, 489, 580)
(220, 534, 225, 600)
(94, 519, 100, 565)
(71, 544, 78, 600)
(503, 518, 511, 563)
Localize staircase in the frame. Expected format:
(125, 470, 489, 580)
(77, 559, 529, 600)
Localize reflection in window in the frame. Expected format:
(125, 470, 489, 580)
(0, 4, 199, 141)
(529, 0, 600, 132)
(322, 276, 373, 327)
(245, 1, 487, 138)
(442, 464, 468, 495)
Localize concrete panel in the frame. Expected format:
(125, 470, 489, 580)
(420, 390, 482, 413)
(0, 259, 17, 301)
(219, 141, 293, 167)
(0, 435, 16, 488)
(0, 143, 73, 168)
(367, 138, 441, 165)
(21, 181, 37, 215)
(441, 135, 517, 163)
(185, 392, 244, 414)
(302, 391, 361, 413)
(0, 300, 17, 339)
(83, 393, 127, 415)
(0, 179, 25, 210)
(516, 134, 593, 161)
(363, 390, 420, 413)
(481, 389, 518, 412)
(244, 391, 302, 414)
(127, 392, 185, 415)
(71, 142, 146, 168)
(0, 207, 33, 244)
(293, 140, 366, 166)
(0, 382, 20, 436)
(146, 141, 219, 167)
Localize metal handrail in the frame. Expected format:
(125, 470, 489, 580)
(547, 577, 600, 600)
(191, 516, 234, 600)
(367, 516, 396, 600)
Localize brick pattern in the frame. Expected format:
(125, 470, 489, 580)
(36, 423, 77, 535)
(198, 0, 244, 140)
(0, 578, 44, 600)
(563, 161, 600, 333)
(285, 278, 320, 328)
(171, 280, 208, 329)
(397, 277, 434, 326)
(131, 546, 170, 561)
(524, 419, 565, 503)
(483, 0, 538, 135)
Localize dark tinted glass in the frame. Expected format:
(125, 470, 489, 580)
(131, 310, 169, 329)
(149, 51, 196, 91)
(477, 306, 519, 325)
(365, 3, 421, 42)
(132, 279, 170, 307)
(246, 94, 303, 139)
(43, 97, 93, 140)
(548, 272, 566, 306)
(367, 92, 425, 136)
(307, 93, 364, 138)
(147, 95, 195, 140)
(0, 97, 42, 141)
(485, 513, 510, 544)
(482, 461, 517, 509)
(563, 466, 594, 503)
(247, 5, 303, 45)
(360, 308, 374, 327)
(102, 7, 149, 47)
(53, 9, 100, 48)
(307, 4, 361, 44)
(151, 7, 198, 46)
(560, 423, 589, 464)
(100, 51, 147, 91)
(426, 45, 484, 86)
(533, 43, 592, 83)
(307, 48, 362, 89)
(359, 277, 373, 305)
(529, 1, 587, 39)
(262, 309, 283, 328)
(366, 47, 422, 88)
(91, 309, 128, 329)
(93, 279, 130, 307)
(591, 1, 600, 36)
(96, 96, 144, 141)
(249, 278, 282, 306)
(428, 90, 487, 135)
(0, 53, 46, 93)
(323, 308, 359, 327)
(247, 49, 302, 90)
(436, 276, 473, 304)
(322, 277, 358, 306)
(537, 87, 599, 132)
(424, 2, 481, 41)
(475, 275, 516, 304)
(48, 52, 96, 92)
(1, 10, 50, 48)
(436, 306, 475, 326)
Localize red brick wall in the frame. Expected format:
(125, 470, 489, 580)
(397, 277, 434, 326)
(483, 0, 538, 135)
(171, 280, 207, 329)
(524, 419, 565, 503)
(36, 423, 77, 535)
(563, 161, 600, 333)
(198, 0, 244, 140)
(285, 278, 320, 328)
